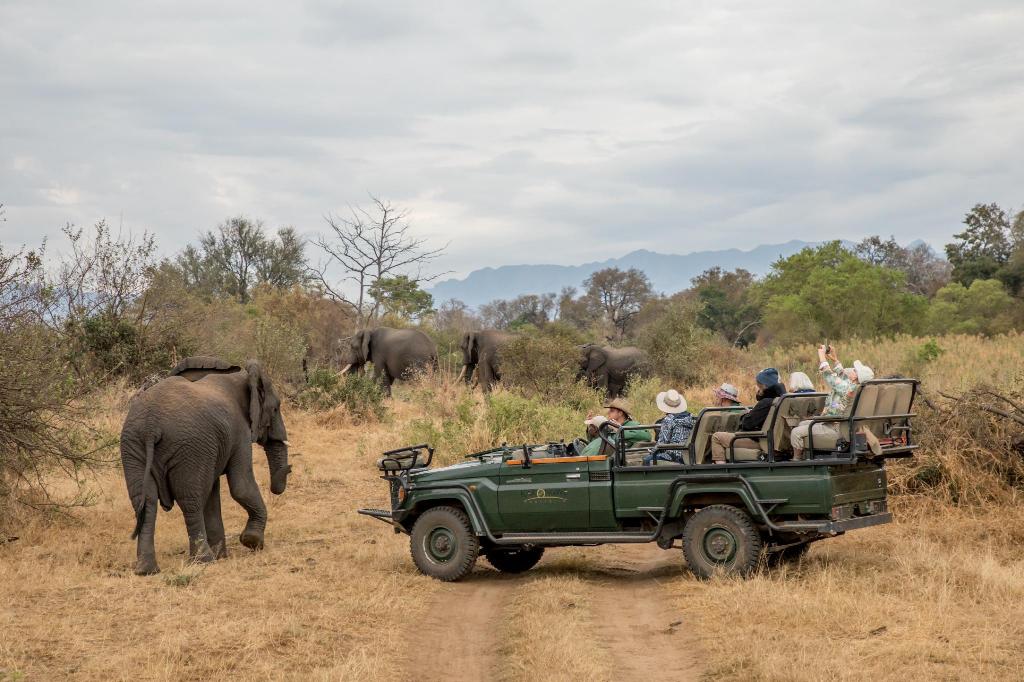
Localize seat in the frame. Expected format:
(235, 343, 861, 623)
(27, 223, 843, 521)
(770, 394, 826, 455)
(689, 408, 746, 463)
(806, 380, 917, 454)
(376, 453, 429, 471)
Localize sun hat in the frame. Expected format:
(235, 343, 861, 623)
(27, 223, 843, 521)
(603, 397, 633, 419)
(755, 367, 779, 387)
(787, 371, 815, 392)
(584, 415, 608, 428)
(713, 383, 741, 404)
(656, 389, 688, 414)
(853, 361, 875, 383)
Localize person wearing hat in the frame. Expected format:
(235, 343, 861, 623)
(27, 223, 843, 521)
(712, 383, 741, 407)
(642, 389, 694, 465)
(580, 398, 648, 456)
(710, 368, 785, 463)
(790, 344, 875, 460)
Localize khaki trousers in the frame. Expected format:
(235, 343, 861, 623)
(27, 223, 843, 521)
(710, 432, 760, 463)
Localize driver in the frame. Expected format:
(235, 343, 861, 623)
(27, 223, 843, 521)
(579, 398, 648, 456)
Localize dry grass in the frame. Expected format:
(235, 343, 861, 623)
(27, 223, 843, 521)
(1, 333, 1023, 680)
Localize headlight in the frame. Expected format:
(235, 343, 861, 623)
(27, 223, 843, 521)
(397, 486, 407, 504)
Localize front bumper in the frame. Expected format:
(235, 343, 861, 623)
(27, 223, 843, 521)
(357, 507, 408, 533)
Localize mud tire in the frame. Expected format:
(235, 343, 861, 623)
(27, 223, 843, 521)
(410, 506, 479, 582)
(682, 504, 762, 579)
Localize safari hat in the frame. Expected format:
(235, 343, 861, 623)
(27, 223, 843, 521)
(656, 389, 688, 414)
(853, 361, 874, 383)
(584, 415, 608, 428)
(713, 383, 741, 404)
(603, 397, 633, 419)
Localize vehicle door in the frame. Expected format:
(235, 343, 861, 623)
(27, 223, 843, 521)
(497, 454, 592, 531)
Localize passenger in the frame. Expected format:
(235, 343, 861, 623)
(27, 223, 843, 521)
(642, 389, 694, 465)
(712, 383, 741, 407)
(787, 371, 816, 393)
(580, 398, 648, 456)
(710, 368, 785, 464)
(790, 345, 874, 460)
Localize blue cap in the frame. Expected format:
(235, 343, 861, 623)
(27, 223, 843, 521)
(755, 367, 779, 387)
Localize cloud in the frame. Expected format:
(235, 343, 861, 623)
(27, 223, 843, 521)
(1, 0, 1022, 277)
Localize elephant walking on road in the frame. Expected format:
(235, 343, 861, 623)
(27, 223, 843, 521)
(120, 357, 291, 575)
(339, 327, 438, 396)
(578, 343, 650, 398)
(459, 330, 512, 392)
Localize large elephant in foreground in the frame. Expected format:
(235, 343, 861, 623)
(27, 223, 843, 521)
(459, 330, 512, 392)
(578, 343, 650, 398)
(339, 327, 438, 396)
(120, 357, 290, 575)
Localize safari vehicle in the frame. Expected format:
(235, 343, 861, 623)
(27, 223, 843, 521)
(358, 378, 919, 581)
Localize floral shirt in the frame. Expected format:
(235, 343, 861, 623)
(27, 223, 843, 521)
(819, 362, 857, 417)
(656, 412, 694, 448)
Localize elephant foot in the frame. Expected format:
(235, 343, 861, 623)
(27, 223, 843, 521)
(209, 540, 228, 560)
(240, 530, 265, 551)
(134, 555, 160, 576)
(188, 537, 216, 564)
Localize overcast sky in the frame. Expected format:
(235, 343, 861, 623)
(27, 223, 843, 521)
(2, 1, 1023, 277)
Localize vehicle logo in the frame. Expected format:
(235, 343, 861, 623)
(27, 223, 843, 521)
(525, 488, 566, 503)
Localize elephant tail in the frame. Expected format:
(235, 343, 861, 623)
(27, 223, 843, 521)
(130, 434, 156, 540)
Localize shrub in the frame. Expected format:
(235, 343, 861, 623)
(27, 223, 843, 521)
(636, 299, 722, 386)
(295, 369, 386, 423)
(485, 391, 583, 446)
(500, 326, 581, 399)
(253, 316, 308, 385)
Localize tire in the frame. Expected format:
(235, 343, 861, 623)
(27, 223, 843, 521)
(766, 541, 811, 567)
(484, 546, 545, 574)
(410, 506, 480, 582)
(682, 505, 763, 579)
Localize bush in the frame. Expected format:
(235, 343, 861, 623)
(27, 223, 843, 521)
(253, 316, 308, 385)
(295, 369, 386, 423)
(500, 325, 582, 399)
(636, 299, 722, 386)
(485, 391, 584, 445)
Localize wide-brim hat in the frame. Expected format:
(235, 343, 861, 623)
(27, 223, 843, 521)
(713, 383, 741, 404)
(656, 389, 688, 414)
(853, 361, 874, 383)
(603, 398, 633, 419)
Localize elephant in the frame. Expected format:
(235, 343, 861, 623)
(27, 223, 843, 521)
(459, 330, 512, 392)
(120, 356, 290, 576)
(338, 327, 438, 396)
(578, 343, 650, 398)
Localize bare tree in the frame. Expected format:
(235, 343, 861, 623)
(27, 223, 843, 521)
(309, 196, 447, 325)
(583, 267, 653, 340)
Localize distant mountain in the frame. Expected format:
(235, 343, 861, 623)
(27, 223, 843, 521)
(429, 240, 824, 308)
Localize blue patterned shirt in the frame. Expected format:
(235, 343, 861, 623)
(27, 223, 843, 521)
(654, 412, 694, 452)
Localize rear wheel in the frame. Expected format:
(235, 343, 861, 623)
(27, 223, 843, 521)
(682, 505, 762, 579)
(484, 545, 545, 573)
(410, 506, 479, 582)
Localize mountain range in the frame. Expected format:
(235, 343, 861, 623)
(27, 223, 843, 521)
(429, 240, 825, 308)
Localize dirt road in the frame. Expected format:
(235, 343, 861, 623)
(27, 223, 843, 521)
(402, 544, 701, 681)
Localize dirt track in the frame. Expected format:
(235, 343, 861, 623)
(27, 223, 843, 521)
(404, 544, 701, 681)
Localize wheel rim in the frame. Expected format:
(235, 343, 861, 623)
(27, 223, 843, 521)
(702, 525, 738, 564)
(424, 526, 458, 563)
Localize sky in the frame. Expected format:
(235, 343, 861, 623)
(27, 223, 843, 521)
(2, 1, 1023, 278)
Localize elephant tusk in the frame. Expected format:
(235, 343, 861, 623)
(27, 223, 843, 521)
(457, 366, 466, 381)
(339, 364, 352, 375)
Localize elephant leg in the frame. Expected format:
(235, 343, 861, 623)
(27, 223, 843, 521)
(134, 477, 160, 576)
(226, 456, 268, 551)
(376, 367, 393, 397)
(179, 495, 216, 565)
(204, 477, 228, 559)
(479, 363, 494, 393)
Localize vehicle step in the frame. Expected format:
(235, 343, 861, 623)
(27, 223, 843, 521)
(496, 531, 654, 545)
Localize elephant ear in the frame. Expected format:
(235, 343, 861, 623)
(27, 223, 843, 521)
(246, 360, 266, 444)
(361, 330, 372, 363)
(588, 346, 607, 372)
(170, 356, 241, 381)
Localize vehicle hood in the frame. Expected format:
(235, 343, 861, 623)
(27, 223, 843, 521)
(411, 459, 500, 483)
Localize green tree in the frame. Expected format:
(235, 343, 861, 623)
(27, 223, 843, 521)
(945, 203, 1013, 287)
(175, 217, 307, 302)
(368, 275, 434, 321)
(759, 242, 928, 344)
(690, 267, 760, 346)
(479, 293, 557, 330)
(927, 279, 1020, 335)
(583, 267, 653, 340)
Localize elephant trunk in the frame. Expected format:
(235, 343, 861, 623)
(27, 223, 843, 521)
(264, 439, 290, 495)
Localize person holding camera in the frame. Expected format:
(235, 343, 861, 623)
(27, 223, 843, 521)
(790, 344, 874, 460)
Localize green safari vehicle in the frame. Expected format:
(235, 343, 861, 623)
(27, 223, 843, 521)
(358, 378, 919, 580)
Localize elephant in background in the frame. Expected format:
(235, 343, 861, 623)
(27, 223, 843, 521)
(578, 343, 650, 398)
(120, 357, 291, 575)
(338, 327, 438, 396)
(459, 330, 512, 392)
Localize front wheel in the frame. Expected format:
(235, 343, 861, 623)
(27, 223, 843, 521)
(410, 506, 480, 582)
(682, 505, 762, 579)
(485, 546, 545, 573)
